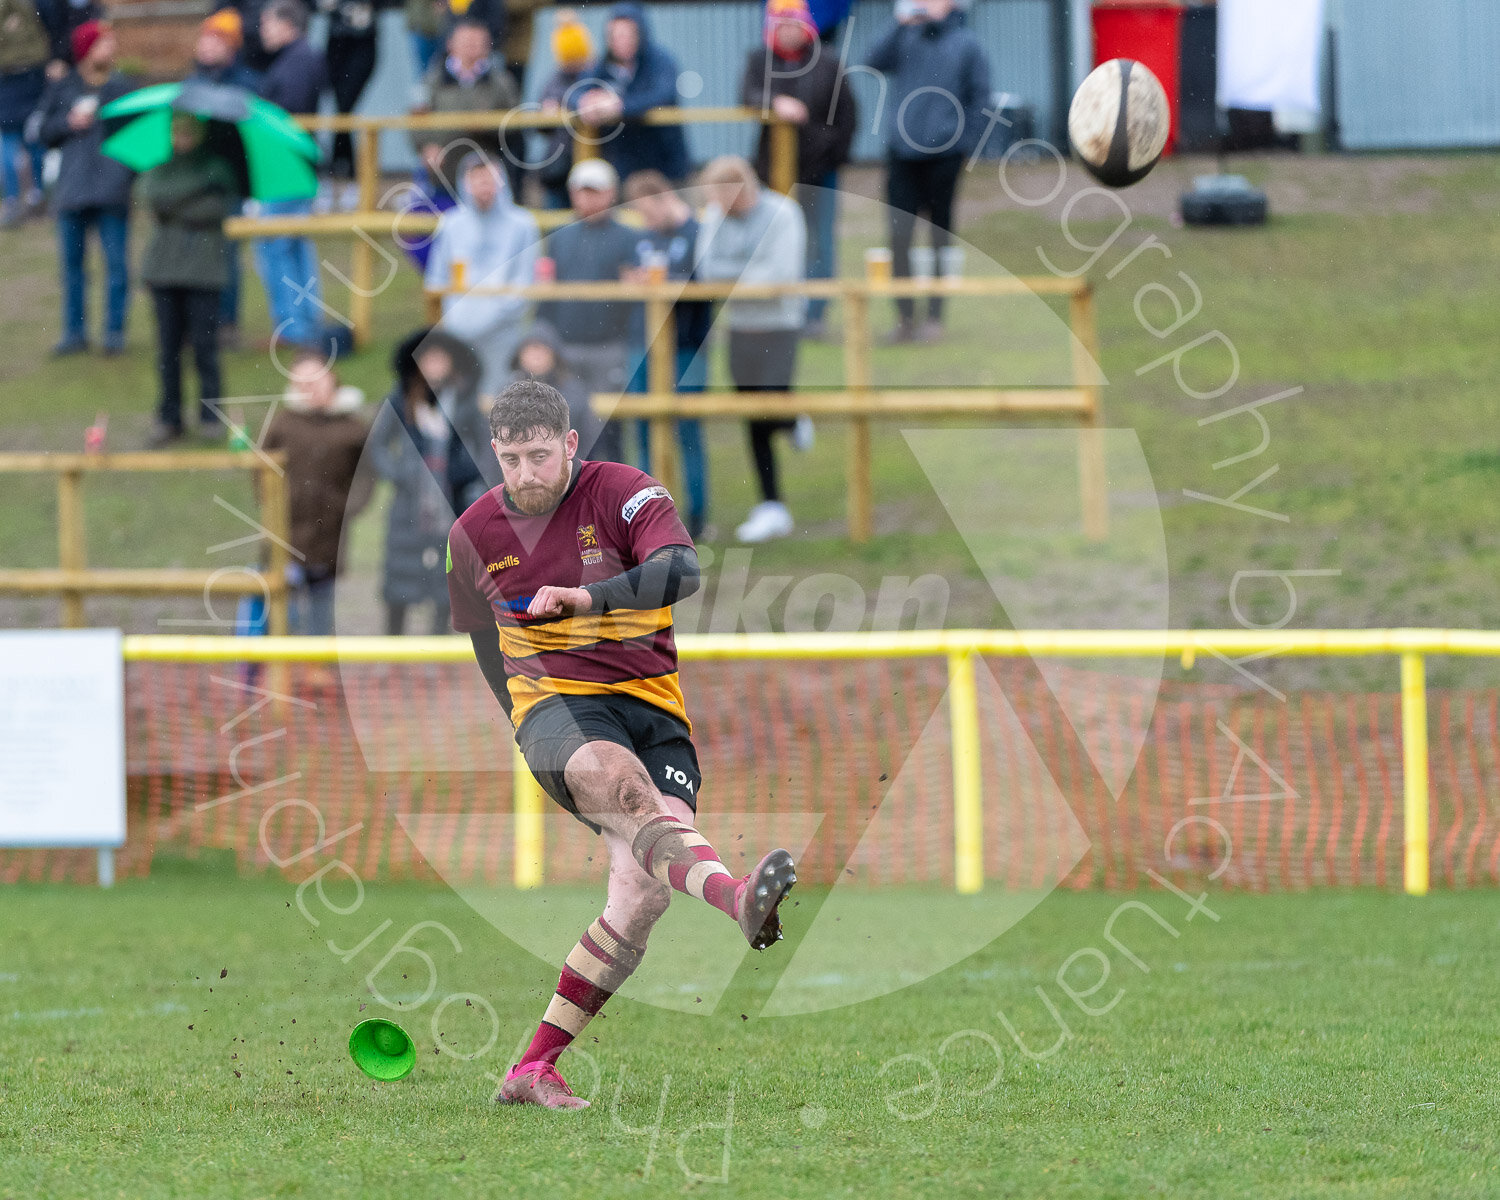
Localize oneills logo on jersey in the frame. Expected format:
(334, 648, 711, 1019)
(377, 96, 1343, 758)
(577, 524, 603, 565)
(486, 555, 520, 573)
(621, 485, 670, 524)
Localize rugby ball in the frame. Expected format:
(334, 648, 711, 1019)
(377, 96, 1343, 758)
(1068, 59, 1170, 188)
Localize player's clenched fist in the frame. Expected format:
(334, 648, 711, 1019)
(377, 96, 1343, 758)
(527, 586, 595, 619)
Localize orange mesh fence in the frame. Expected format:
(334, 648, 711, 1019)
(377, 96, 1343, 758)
(4, 656, 1499, 890)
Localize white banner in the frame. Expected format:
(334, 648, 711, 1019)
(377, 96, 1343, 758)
(1218, 0, 1325, 113)
(0, 629, 125, 847)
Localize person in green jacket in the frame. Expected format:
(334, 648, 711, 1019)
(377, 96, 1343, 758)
(141, 113, 238, 447)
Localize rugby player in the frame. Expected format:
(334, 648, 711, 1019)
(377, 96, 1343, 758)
(448, 378, 797, 1110)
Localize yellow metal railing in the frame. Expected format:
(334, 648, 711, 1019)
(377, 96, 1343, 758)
(121, 628, 1500, 896)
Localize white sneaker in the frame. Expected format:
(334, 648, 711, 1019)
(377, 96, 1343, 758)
(736, 501, 794, 544)
(792, 415, 815, 452)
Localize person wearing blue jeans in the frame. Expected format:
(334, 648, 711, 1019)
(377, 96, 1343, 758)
(623, 169, 715, 538)
(33, 21, 137, 353)
(57, 207, 130, 350)
(252, 197, 322, 349)
(0, 124, 45, 222)
(799, 169, 838, 327)
(628, 347, 708, 540)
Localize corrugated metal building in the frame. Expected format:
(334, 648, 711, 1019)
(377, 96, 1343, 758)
(359, 0, 1061, 172)
(342, 0, 1500, 170)
(1326, 0, 1500, 150)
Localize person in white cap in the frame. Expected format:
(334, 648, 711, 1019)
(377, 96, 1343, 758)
(533, 157, 639, 463)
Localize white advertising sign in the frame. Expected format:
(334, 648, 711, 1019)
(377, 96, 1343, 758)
(0, 629, 125, 847)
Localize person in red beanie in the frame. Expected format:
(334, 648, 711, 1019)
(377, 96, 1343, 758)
(33, 19, 138, 354)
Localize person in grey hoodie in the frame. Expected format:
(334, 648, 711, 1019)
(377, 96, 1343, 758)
(865, 0, 990, 343)
(423, 150, 541, 395)
(695, 155, 807, 544)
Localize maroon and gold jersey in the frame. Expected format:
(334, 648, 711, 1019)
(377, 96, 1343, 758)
(447, 460, 694, 729)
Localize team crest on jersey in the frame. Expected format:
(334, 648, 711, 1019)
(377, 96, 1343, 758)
(577, 524, 603, 565)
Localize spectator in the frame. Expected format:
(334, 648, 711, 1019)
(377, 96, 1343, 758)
(190, 8, 260, 350)
(370, 328, 486, 634)
(575, 3, 688, 185)
(34, 19, 134, 356)
(191, 8, 261, 89)
(0, 0, 69, 227)
(808, 0, 852, 39)
(256, 0, 327, 352)
(404, 0, 443, 81)
(622, 168, 711, 538)
(504, 321, 605, 462)
(411, 19, 517, 200)
(315, 0, 397, 210)
(865, 0, 990, 343)
(535, 156, 638, 463)
(423, 151, 539, 395)
(140, 114, 237, 447)
(534, 7, 591, 209)
(263, 350, 371, 636)
(741, 0, 856, 339)
(410, 324, 492, 509)
(229, 0, 273, 72)
(695, 155, 807, 544)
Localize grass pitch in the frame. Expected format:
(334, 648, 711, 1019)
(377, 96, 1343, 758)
(4, 863, 1499, 1197)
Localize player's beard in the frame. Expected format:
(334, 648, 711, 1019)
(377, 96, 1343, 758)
(508, 464, 573, 516)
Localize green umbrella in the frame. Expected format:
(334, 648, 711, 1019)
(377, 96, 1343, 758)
(100, 81, 322, 203)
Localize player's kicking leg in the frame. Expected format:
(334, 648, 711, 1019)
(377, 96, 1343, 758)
(496, 744, 795, 1110)
(572, 742, 797, 948)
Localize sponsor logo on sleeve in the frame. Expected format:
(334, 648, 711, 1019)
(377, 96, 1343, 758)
(621, 485, 671, 524)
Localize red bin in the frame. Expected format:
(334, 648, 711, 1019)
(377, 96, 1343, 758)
(1091, 0, 1186, 156)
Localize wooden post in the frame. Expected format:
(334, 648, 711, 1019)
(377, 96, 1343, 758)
(56, 468, 84, 627)
(571, 122, 600, 163)
(260, 461, 290, 697)
(1069, 284, 1109, 541)
(842, 287, 873, 542)
(645, 292, 680, 498)
(348, 125, 381, 347)
(260, 463, 290, 638)
(769, 120, 797, 196)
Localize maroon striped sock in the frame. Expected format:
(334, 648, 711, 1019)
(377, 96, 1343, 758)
(520, 916, 645, 1066)
(631, 815, 740, 918)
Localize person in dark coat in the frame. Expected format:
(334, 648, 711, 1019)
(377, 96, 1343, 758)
(370, 329, 478, 634)
(741, 0, 855, 336)
(257, 0, 326, 114)
(33, 19, 134, 355)
(262, 351, 372, 635)
(0, 0, 70, 226)
(140, 114, 238, 446)
(865, 0, 990, 343)
(406, 324, 493, 508)
(574, 2, 689, 185)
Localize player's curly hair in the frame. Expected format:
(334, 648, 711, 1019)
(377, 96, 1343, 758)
(488, 378, 570, 443)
